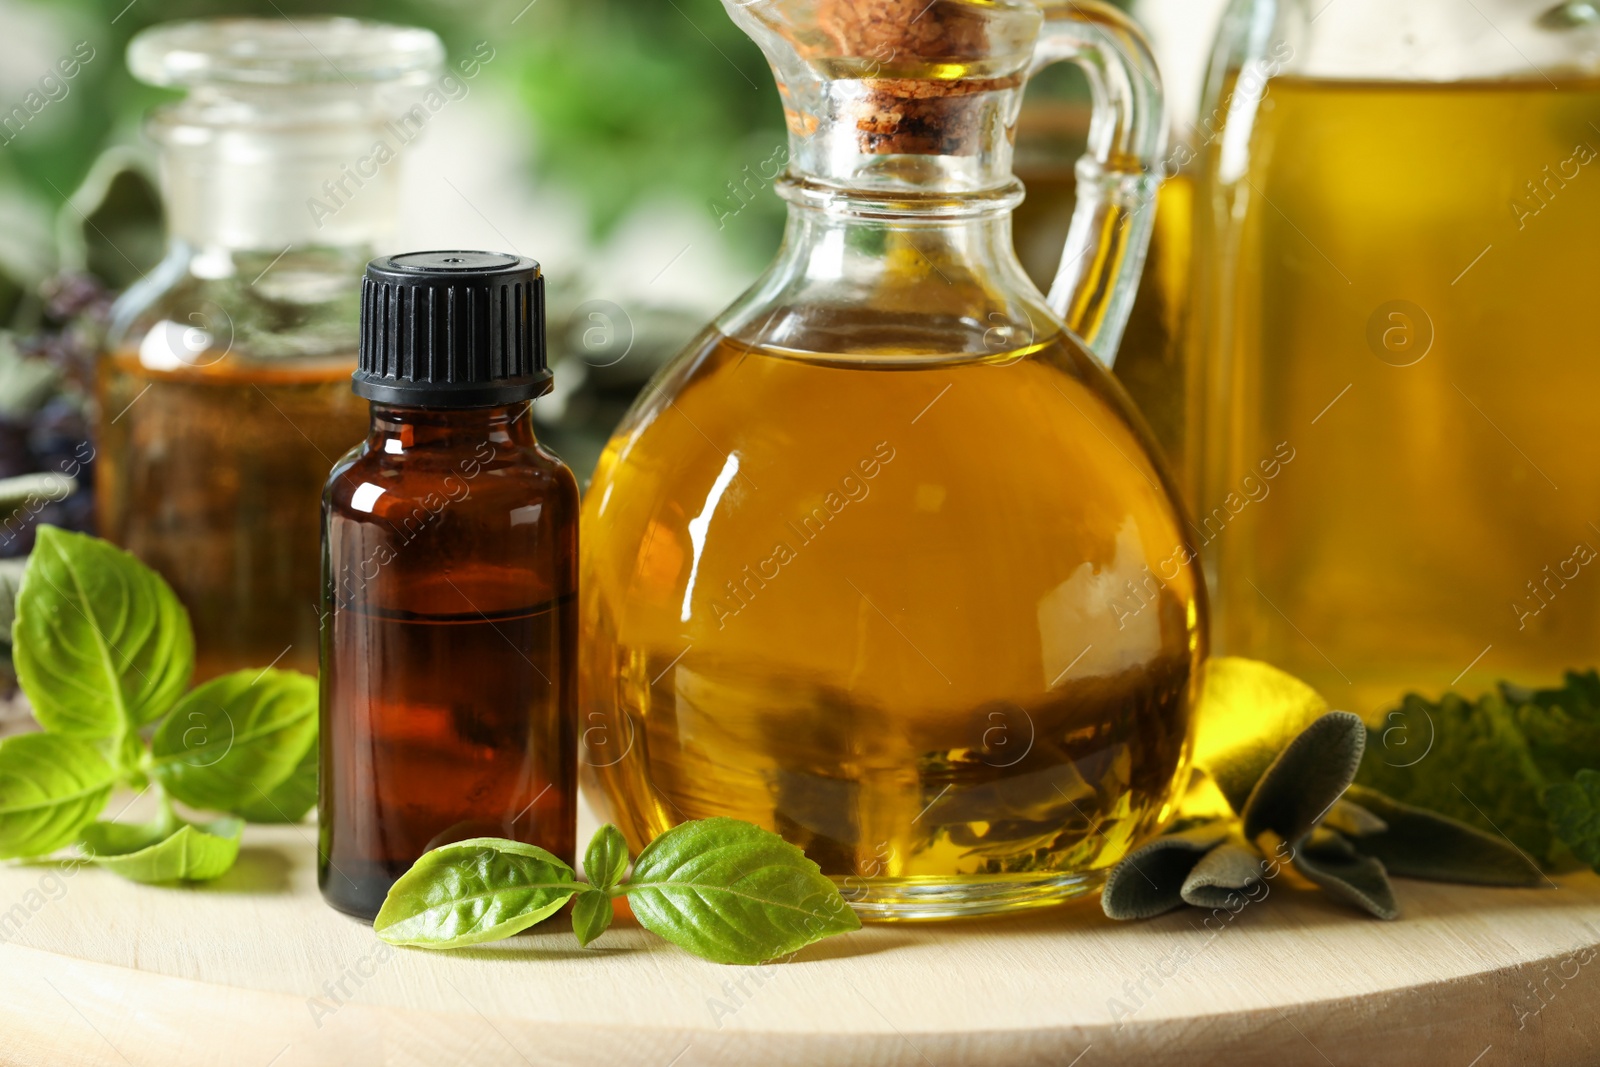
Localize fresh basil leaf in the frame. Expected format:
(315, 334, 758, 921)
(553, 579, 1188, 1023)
(1545, 769, 1600, 872)
(0, 556, 26, 644)
(572, 889, 614, 947)
(622, 817, 861, 965)
(375, 838, 578, 949)
(80, 811, 243, 883)
(12, 526, 193, 738)
(149, 669, 316, 813)
(585, 823, 629, 890)
(0, 733, 116, 858)
(231, 736, 317, 824)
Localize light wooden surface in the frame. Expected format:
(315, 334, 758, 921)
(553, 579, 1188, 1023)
(1, 815, 1598, 1067)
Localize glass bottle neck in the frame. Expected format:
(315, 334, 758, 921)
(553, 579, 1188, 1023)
(152, 87, 401, 253)
(367, 402, 537, 452)
(719, 191, 1055, 361)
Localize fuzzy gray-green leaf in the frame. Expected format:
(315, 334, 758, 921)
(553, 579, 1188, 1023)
(1102, 819, 1231, 920)
(1180, 835, 1267, 910)
(1243, 711, 1365, 846)
(13, 526, 193, 738)
(1343, 785, 1544, 886)
(375, 838, 578, 949)
(622, 817, 860, 965)
(1294, 827, 1399, 920)
(150, 669, 316, 813)
(0, 733, 116, 858)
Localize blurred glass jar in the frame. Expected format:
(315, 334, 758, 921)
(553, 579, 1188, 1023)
(101, 19, 442, 681)
(1194, 0, 1600, 716)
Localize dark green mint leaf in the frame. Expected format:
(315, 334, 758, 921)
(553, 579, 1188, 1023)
(1545, 769, 1600, 872)
(1356, 690, 1559, 867)
(149, 669, 316, 813)
(12, 526, 193, 739)
(572, 889, 614, 947)
(621, 817, 860, 965)
(0, 732, 116, 858)
(584, 823, 629, 890)
(375, 838, 578, 949)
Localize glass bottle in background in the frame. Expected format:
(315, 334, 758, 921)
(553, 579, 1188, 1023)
(1195, 0, 1600, 719)
(583, 0, 1204, 919)
(101, 19, 442, 681)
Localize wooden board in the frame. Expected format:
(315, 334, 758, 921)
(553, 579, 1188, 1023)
(1, 812, 1598, 1067)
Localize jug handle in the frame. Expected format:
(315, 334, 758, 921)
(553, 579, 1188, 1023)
(1029, 1, 1166, 366)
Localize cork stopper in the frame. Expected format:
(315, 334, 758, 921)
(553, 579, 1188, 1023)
(815, 0, 1019, 156)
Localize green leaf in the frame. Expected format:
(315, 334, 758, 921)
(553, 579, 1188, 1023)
(80, 811, 242, 883)
(12, 526, 193, 739)
(0, 557, 27, 643)
(1343, 786, 1544, 886)
(1101, 819, 1231, 921)
(230, 736, 317, 824)
(584, 823, 629, 890)
(1293, 827, 1399, 920)
(375, 838, 578, 949)
(1241, 711, 1365, 846)
(572, 889, 614, 947)
(621, 817, 861, 965)
(1192, 657, 1330, 813)
(0, 733, 116, 859)
(1356, 689, 1560, 867)
(1545, 769, 1600, 872)
(1509, 672, 1600, 784)
(149, 669, 317, 813)
(1180, 835, 1268, 910)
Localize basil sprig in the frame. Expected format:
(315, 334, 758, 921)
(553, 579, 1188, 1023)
(0, 526, 318, 880)
(377, 818, 862, 965)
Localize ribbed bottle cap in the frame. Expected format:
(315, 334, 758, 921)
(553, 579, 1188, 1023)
(354, 250, 550, 408)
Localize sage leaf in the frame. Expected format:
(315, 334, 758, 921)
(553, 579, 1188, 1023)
(1242, 711, 1365, 846)
(0, 733, 116, 859)
(621, 817, 861, 965)
(1293, 827, 1399, 920)
(1193, 657, 1330, 813)
(1343, 786, 1544, 886)
(1544, 769, 1600, 872)
(80, 811, 242, 884)
(572, 889, 614, 947)
(584, 823, 629, 890)
(1180, 835, 1267, 910)
(150, 669, 317, 813)
(375, 838, 578, 949)
(231, 737, 317, 824)
(12, 525, 193, 738)
(1102, 819, 1231, 920)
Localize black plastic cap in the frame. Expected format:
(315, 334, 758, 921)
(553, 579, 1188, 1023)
(353, 250, 550, 408)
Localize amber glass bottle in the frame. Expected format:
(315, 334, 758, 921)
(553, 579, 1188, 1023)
(318, 252, 578, 921)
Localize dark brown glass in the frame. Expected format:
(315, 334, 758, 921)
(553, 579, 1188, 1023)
(318, 401, 578, 920)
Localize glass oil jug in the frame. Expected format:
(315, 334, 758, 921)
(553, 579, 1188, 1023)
(101, 19, 442, 681)
(581, 0, 1207, 918)
(1194, 0, 1600, 724)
